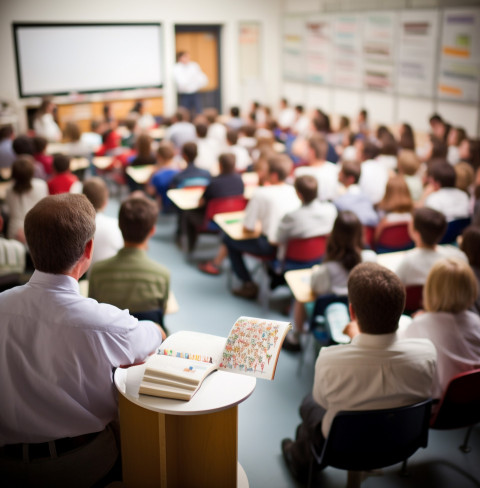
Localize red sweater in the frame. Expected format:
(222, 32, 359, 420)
(48, 172, 79, 195)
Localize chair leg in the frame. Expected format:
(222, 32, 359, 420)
(346, 470, 362, 488)
(307, 458, 314, 488)
(400, 459, 409, 477)
(460, 425, 473, 453)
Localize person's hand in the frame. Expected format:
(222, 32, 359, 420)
(343, 320, 360, 339)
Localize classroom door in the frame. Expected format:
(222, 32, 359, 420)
(175, 25, 221, 114)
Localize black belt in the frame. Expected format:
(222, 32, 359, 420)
(1, 431, 100, 461)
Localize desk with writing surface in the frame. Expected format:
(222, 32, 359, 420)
(125, 164, 155, 185)
(114, 363, 255, 487)
(284, 250, 409, 304)
(212, 211, 262, 241)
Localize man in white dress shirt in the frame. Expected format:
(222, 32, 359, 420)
(0, 194, 164, 487)
(282, 263, 436, 483)
(173, 51, 208, 117)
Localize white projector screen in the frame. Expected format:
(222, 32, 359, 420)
(13, 23, 163, 98)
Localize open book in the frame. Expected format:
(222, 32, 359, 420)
(139, 316, 291, 401)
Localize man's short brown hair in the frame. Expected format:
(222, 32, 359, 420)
(157, 141, 175, 162)
(82, 177, 108, 212)
(308, 135, 328, 160)
(341, 160, 361, 183)
(53, 153, 71, 174)
(25, 194, 96, 274)
(348, 262, 405, 334)
(182, 142, 197, 164)
(219, 153, 236, 174)
(267, 154, 293, 182)
(294, 175, 318, 204)
(413, 207, 447, 246)
(119, 196, 158, 243)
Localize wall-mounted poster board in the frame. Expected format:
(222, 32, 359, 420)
(13, 23, 163, 98)
(239, 22, 261, 81)
(437, 8, 480, 103)
(283, 17, 305, 82)
(304, 16, 333, 85)
(397, 10, 440, 97)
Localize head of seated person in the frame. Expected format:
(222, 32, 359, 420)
(427, 160, 456, 190)
(461, 226, 480, 269)
(12, 135, 34, 157)
(218, 153, 236, 175)
(339, 160, 361, 187)
(294, 174, 317, 205)
(11, 156, 35, 194)
(348, 262, 405, 335)
(267, 154, 293, 184)
(82, 177, 108, 213)
(156, 141, 176, 168)
(195, 123, 208, 140)
(424, 257, 477, 314)
(52, 153, 71, 175)
(119, 195, 158, 247)
(25, 194, 95, 276)
(410, 207, 447, 249)
(182, 142, 197, 166)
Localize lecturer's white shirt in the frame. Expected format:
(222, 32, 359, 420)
(173, 61, 208, 94)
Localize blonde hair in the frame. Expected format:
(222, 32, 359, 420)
(377, 175, 414, 213)
(454, 162, 474, 193)
(424, 257, 478, 313)
(397, 150, 421, 176)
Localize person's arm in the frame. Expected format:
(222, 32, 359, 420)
(310, 264, 332, 296)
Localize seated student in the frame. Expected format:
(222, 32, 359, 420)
(0, 214, 26, 291)
(402, 258, 480, 400)
(0, 124, 16, 169)
(420, 160, 470, 221)
(276, 174, 337, 261)
(47, 154, 79, 195)
(6, 156, 48, 242)
(204, 108, 227, 147)
(397, 149, 423, 202)
(12, 135, 46, 180)
(374, 174, 414, 242)
(164, 108, 196, 150)
(62, 121, 92, 157)
(358, 140, 388, 205)
(460, 225, 480, 315)
(284, 211, 377, 352)
(82, 177, 123, 271)
(32, 136, 53, 176)
(395, 207, 467, 286)
(282, 262, 437, 483)
(128, 133, 156, 167)
(183, 153, 244, 253)
(147, 141, 180, 211)
(80, 119, 103, 153)
(89, 196, 170, 317)
(0, 194, 164, 487)
(333, 160, 379, 227)
(293, 134, 339, 202)
(226, 128, 251, 172)
(170, 142, 211, 189)
(194, 122, 221, 175)
(226, 106, 244, 131)
(224, 154, 301, 299)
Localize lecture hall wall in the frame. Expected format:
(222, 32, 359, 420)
(0, 0, 283, 132)
(281, 0, 480, 138)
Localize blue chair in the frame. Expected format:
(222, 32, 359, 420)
(308, 399, 433, 488)
(131, 309, 165, 330)
(439, 217, 471, 245)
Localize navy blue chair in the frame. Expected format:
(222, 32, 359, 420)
(439, 217, 471, 245)
(308, 399, 432, 488)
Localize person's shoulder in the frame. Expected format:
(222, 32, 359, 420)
(438, 245, 467, 260)
(90, 252, 121, 275)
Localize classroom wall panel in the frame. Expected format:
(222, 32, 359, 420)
(331, 89, 363, 120)
(436, 101, 479, 137)
(396, 97, 435, 133)
(306, 85, 333, 113)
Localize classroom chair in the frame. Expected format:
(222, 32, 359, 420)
(430, 368, 480, 453)
(308, 399, 432, 488)
(373, 222, 414, 254)
(439, 217, 471, 245)
(404, 285, 424, 315)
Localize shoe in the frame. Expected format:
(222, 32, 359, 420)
(198, 261, 221, 276)
(232, 282, 258, 300)
(282, 334, 302, 353)
(281, 439, 304, 483)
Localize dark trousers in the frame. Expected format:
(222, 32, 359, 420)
(179, 93, 202, 118)
(289, 394, 327, 476)
(223, 234, 277, 283)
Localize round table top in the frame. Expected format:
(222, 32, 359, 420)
(114, 362, 256, 416)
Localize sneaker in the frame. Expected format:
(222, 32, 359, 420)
(282, 334, 302, 352)
(281, 439, 305, 483)
(198, 262, 221, 275)
(232, 282, 259, 300)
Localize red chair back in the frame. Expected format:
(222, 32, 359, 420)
(430, 368, 480, 430)
(363, 226, 375, 249)
(203, 195, 248, 223)
(404, 285, 423, 314)
(285, 235, 328, 262)
(374, 222, 414, 253)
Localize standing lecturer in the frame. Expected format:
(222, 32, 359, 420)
(0, 194, 165, 487)
(173, 51, 208, 117)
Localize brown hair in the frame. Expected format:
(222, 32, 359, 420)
(219, 153, 236, 174)
(326, 211, 363, 271)
(424, 257, 477, 313)
(413, 207, 447, 246)
(226, 129, 238, 145)
(119, 196, 158, 243)
(397, 150, 421, 176)
(399, 123, 416, 151)
(348, 262, 406, 334)
(12, 156, 35, 194)
(428, 161, 456, 188)
(294, 175, 318, 204)
(341, 160, 361, 183)
(454, 162, 474, 193)
(53, 154, 71, 174)
(156, 141, 175, 162)
(63, 121, 81, 143)
(135, 133, 152, 159)
(308, 135, 328, 160)
(377, 175, 414, 213)
(460, 226, 480, 268)
(182, 142, 197, 164)
(267, 154, 293, 182)
(82, 177, 108, 211)
(195, 123, 208, 138)
(24, 194, 96, 273)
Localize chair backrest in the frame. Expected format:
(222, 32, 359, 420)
(439, 217, 471, 245)
(374, 222, 414, 254)
(131, 309, 164, 327)
(203, 195, 248, 223)
(430, 368, 480, 430)
(285, 235, 328, 263)
(318, 399, 432, 471)
(404, 285, 424, 314)
(363, 225, 375, 249)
